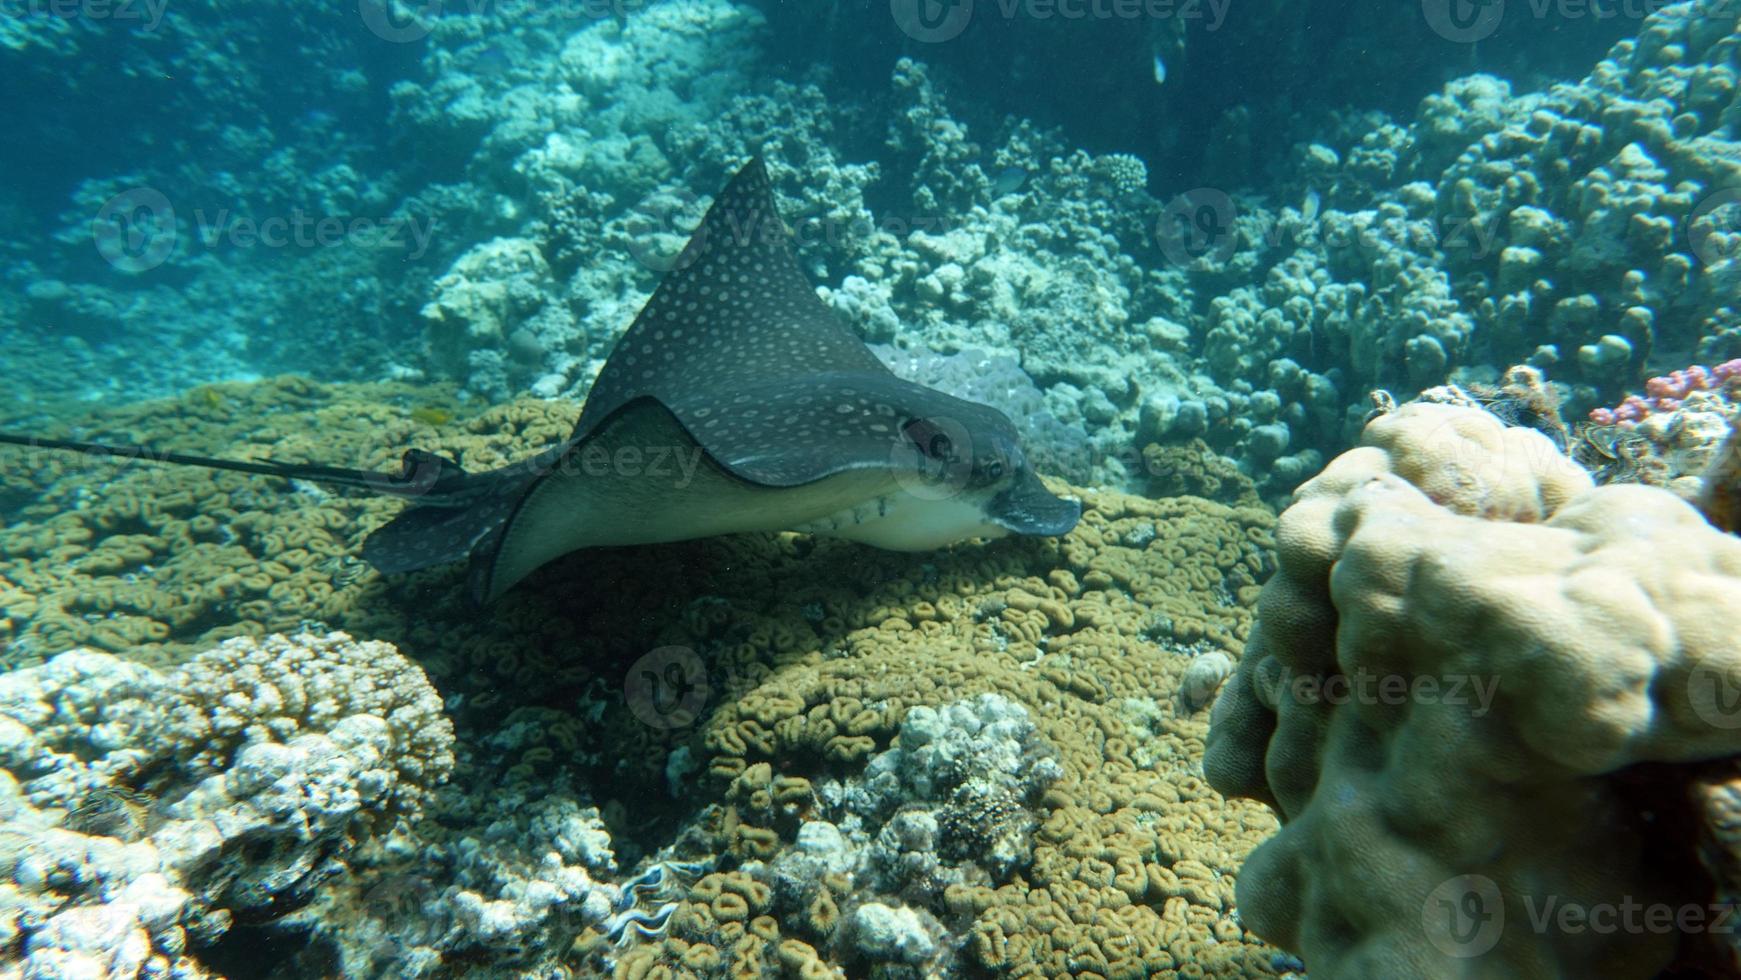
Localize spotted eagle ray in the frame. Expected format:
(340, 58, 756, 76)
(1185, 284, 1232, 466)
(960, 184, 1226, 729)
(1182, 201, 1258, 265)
(0, 159, 1081, 602)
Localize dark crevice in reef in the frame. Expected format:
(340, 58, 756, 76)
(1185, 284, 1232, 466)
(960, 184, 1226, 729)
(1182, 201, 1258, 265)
(1613, 761, 1738, 978)
(193, 920, 325, 980)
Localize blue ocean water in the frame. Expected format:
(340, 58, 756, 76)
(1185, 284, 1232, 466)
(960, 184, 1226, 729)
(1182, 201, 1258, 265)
(1, 0, 1739, 977)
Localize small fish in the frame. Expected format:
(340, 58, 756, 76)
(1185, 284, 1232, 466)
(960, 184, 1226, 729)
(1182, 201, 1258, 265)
(409, 406, 453, 426)
(473, 43, 512, 74)
(991, 166, 1028, 197)
(1301, 188, 1321, 225)
(1153, 52, 1167, 86)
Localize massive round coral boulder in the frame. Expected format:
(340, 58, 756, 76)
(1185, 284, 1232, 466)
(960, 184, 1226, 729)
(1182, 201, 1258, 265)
(1205, 402, 1741, 978)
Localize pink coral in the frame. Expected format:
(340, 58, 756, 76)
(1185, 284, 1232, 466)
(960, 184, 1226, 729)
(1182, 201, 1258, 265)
(1589, 360, 1741, 426)
(1645, 365, 1711, 399)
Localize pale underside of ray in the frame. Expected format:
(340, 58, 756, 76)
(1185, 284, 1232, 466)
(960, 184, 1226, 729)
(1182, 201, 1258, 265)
(475, 398, 912, 601)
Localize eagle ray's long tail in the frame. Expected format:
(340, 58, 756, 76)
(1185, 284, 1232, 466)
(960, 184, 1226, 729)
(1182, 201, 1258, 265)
(0, 432, 473, 504)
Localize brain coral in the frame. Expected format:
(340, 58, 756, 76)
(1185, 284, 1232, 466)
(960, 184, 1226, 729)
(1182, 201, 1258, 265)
(0, 376, 549, 668)
(1205, 402, 1741, 978)
(613, 487, 1284, 978)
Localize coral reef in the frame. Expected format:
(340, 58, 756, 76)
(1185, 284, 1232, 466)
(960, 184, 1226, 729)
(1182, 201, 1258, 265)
(1, 0, 439, 399)
(333, 0, 1709, 500)
(621, 487, 1283, 977)
(1205, 403, 1741, 976)
(0, 376, 498, 665)
(5, 0, 1736, 502)
(749, 694, 1064, 976)
(1574, 361, 1741, 501)
(0, 632, 452, 976)
(1590, 357, 1741, 425)
(1433, 5, 1741, 398)
(422, 236, 575, 396)
(293, 785, 622, 976)
(390, 0, 775, 401)
(8, 1, 1741, 976)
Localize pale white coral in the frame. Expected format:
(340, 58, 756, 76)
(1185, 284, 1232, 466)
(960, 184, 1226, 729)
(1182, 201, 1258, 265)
(850, 901, 939, 964)
(288, 789, 619, 977)
(0, 633, 455, 979)
(420, 236, 566, 388)
(159, 631, 455, 813)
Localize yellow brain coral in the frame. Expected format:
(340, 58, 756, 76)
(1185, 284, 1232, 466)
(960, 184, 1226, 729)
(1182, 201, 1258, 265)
(1205, 403, 1741, 978)
(0, 377, 553, 667)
